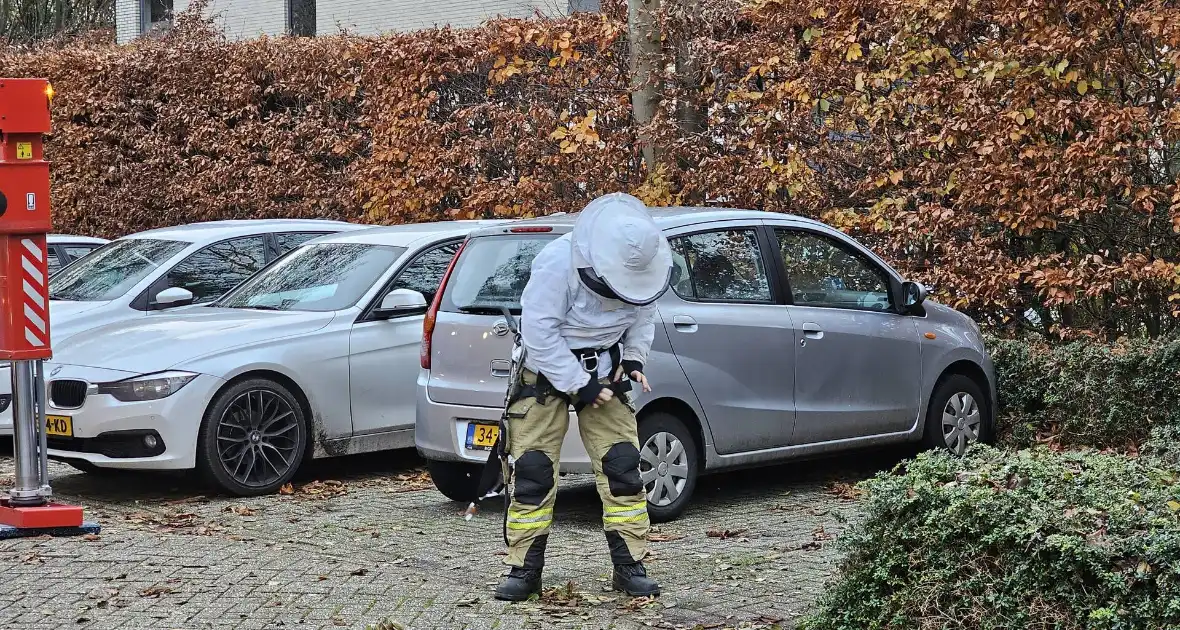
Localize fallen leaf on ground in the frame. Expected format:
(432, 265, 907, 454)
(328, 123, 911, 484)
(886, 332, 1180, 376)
(124, 511, 220, 535)
(164, 496, 210, 505)
(82, 534, 100, 541)
(386, 469, 434, 493)
(813, 526, 833, 541)
(139, 585, 173, 598)
(647, 532, 684, 542)
(279, 483, 295, 495)
(290, 480, 347, 500)
(350, 568, 368, 576)
(540, 581, 583, 607)
(828, 481, 865, 500)
(620, 595, 659, 611)
(225, 505, 256, 516)
(706, 528, 748, 540)
(87, 587, 118, 601)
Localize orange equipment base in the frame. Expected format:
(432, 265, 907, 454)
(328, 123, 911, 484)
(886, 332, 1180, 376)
(0, 499, 83, 528)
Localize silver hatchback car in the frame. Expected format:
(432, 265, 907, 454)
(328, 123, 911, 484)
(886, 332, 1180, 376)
(415, 208, 995, 521)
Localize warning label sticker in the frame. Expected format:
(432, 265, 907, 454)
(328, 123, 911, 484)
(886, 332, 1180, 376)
(16, 142, 33, 160)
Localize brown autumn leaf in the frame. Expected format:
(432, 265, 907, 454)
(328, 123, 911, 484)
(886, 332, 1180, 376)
(225, 505, 256, 516)
(139, 585, 175, 598)
(293, 480, 348, 500)
(828, 481, 865, 501)
(706, 528, 748, 540)
(647, 532, 685, 542)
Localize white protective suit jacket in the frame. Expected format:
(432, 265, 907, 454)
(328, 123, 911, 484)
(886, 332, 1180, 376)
(519, 228, 658, 396)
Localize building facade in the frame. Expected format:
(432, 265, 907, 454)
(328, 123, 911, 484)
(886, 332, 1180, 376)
(115, 0, 600, 44)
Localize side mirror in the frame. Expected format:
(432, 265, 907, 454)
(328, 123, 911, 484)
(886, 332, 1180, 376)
(154, 287, 194, 309)
(901, 281, 927, 312)
(373, 288, 427, 320)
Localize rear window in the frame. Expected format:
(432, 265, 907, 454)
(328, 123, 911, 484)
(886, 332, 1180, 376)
(440, 234, 557, 313)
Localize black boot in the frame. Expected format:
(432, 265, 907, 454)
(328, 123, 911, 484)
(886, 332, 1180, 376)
(494, 566, 543, 601)
(612, 562, 661, 597)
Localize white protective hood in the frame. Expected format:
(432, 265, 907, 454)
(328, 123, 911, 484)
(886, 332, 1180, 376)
(570, 193, 673, 305)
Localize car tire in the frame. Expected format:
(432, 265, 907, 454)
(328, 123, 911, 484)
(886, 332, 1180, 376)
(638, 412, 699, 523)
(427, 460, 482, 502)
(197, 378, 309, 497)
(923, 374, 991, 456)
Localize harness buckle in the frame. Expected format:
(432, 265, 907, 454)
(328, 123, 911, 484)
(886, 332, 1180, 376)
(578, 352, 600, 374)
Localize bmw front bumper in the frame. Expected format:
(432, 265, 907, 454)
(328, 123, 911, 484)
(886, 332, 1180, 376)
(42, 363, 226, 471)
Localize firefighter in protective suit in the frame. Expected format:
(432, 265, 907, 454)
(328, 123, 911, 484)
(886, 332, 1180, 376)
(494, 193, 673, 602)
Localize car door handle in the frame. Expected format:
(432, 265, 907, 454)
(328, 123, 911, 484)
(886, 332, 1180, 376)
(490, 359, 512, 378)
(672, 315, 698, 333)
(802, 323, 824, 340)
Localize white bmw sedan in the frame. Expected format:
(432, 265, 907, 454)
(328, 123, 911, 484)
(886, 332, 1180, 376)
(1, 220, 362, 436)
(42, 221, 504, 495)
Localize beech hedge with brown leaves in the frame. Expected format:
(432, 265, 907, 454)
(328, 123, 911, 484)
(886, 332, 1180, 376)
(4, 0, 1180, 339)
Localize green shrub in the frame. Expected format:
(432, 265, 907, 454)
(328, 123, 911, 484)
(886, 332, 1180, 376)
(1145, 425, 1180, 472)
(803, 447, 1180, 630)
(990, 337, 1180, 451)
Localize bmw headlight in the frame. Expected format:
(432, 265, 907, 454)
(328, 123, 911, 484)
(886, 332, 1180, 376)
(97, 371, 197, 402)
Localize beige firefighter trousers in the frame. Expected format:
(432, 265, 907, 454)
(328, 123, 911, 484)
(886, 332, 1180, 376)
(503, 370, 650, 568)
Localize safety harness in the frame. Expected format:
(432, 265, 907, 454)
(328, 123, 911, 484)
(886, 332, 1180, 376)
(516, 345, 632, 411)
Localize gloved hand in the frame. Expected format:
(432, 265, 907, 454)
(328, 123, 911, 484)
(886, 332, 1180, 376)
(576, 380, 614, 408)
(617, 360, 652, 393)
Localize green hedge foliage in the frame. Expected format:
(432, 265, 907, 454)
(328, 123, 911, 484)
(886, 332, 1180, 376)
(804, 446, 1180, 630)
(990, 337, 1180, 451)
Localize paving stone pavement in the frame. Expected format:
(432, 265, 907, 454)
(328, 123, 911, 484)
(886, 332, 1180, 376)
(0, 442, 904, 630)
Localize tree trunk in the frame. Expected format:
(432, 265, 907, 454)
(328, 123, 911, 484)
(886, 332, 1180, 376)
(673, 0, 704, 137)
(628, 0, 662, 173)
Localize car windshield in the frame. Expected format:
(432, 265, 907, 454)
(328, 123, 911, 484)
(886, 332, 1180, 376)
(440, 234, 557, 313)
(216, 243, 406, 312)
(50, 238, 188, 302)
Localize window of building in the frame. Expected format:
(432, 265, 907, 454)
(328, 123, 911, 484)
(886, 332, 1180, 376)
(141, 0, 173, 35)
(288, 0, 316, 37)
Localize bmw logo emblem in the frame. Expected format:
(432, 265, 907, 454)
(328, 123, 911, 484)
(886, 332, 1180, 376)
(492, 321, 510, 337)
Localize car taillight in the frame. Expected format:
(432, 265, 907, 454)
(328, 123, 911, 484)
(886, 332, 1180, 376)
(421, 239, 468, 370)
(510, 226, 553, 233)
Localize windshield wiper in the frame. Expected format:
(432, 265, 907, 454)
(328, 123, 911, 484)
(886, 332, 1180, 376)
(241, 304, 285, 311)
(457, 305, 514, 315)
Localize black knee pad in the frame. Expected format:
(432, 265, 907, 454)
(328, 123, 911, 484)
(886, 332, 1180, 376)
(513, 450, 554, 505)
(602, 442, 643, 497)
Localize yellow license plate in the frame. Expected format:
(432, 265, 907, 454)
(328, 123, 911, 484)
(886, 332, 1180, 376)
(467, 423, 500, 450)
(45, 415, 73, 437)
